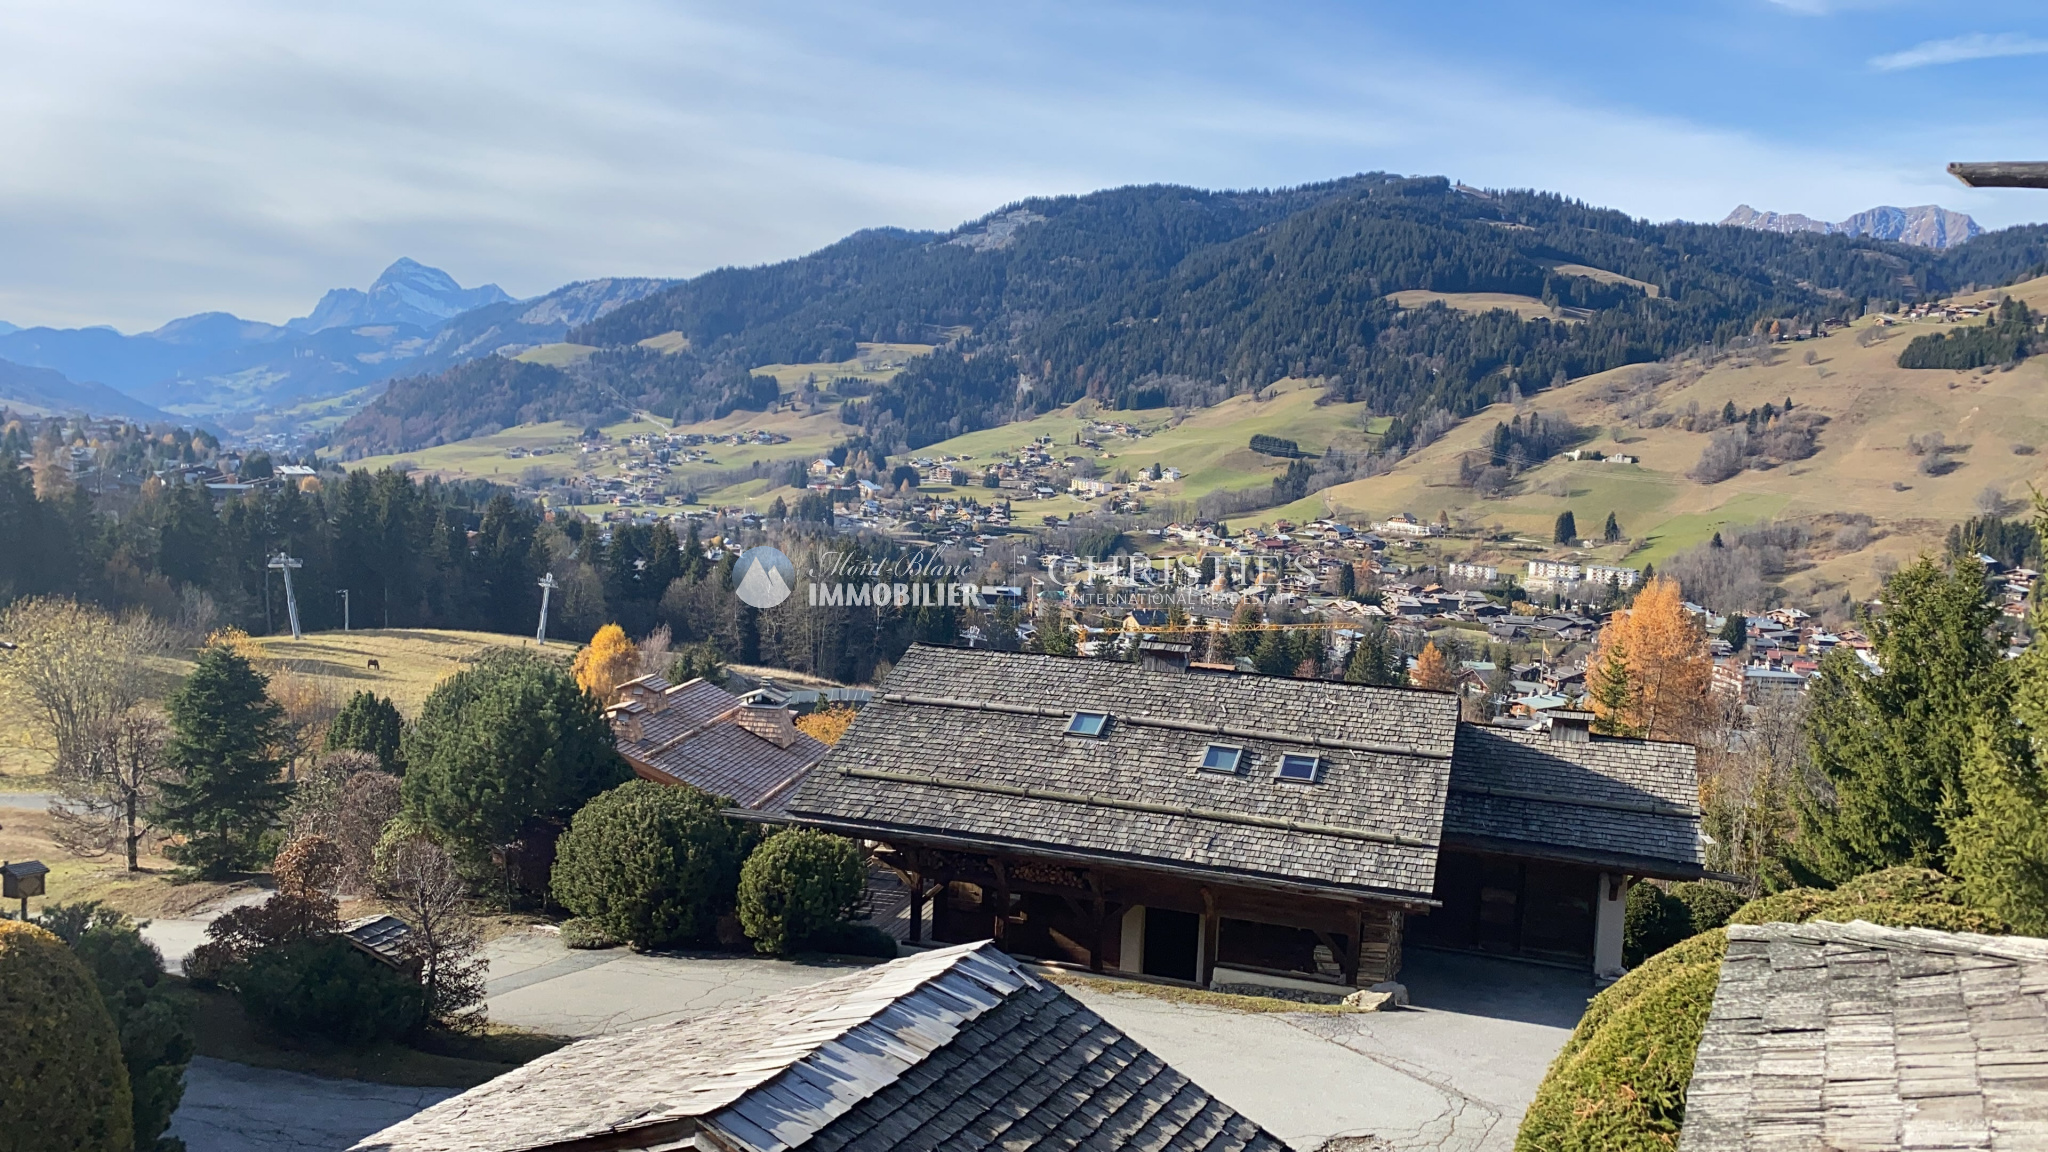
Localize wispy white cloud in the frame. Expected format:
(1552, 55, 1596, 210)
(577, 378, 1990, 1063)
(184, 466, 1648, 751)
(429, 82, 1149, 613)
(1871, 31, 2048, 70)
(1761, 0, 1902, 15)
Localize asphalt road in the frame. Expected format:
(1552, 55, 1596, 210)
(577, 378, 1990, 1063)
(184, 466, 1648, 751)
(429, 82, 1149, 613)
(167, 1058, 455, 1152)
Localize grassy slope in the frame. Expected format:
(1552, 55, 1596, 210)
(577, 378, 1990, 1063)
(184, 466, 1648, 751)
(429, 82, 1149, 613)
(1293, 274, 2048, 600)
(1387, 290, 1557, 321)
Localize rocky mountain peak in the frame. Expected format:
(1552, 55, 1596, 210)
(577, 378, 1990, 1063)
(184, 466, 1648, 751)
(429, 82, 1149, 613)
(1721, 203, 1982, 249)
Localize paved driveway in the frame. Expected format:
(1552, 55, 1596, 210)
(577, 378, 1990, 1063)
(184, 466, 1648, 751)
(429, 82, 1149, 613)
(167, 1057, 455, 1152)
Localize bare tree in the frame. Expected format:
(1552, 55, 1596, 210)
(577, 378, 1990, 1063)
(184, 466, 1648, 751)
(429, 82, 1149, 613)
(384, 836, 487, 1024)
(1975, 487, 2010, 518)
(1697, 691, 1807, 890)
(49, 710, 174, 871)
(0, 598, 164, 774)
(268, 666, 341, 780)
(286, 750, 397, 894)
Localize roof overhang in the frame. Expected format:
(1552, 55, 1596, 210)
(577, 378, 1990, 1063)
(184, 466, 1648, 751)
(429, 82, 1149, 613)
(1441, 832, 1705, 882)
(786, 813, 1441, 910)
(1949, 162, 2048, 189)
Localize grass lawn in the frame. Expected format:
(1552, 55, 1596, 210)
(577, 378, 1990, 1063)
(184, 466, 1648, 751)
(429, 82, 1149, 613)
(1386, 290, 1558, 321)
(512, 343, 600, 367)
(182, 982, 568, 1088)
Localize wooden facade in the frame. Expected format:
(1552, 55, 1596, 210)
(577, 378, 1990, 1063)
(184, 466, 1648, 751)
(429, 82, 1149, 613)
(872, 841, 1412, 989)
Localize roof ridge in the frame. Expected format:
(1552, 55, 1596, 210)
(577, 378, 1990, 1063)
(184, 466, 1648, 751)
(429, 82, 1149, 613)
(701, 941, 1037, 1151)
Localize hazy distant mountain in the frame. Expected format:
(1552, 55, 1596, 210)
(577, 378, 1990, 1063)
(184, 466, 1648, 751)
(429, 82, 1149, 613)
(0, 321, 19, 336)
(0, 358, 171, 421)
(0, 263, 669, 421)
(1722, 203, 1982, 249)
(287, 257, 513, 334)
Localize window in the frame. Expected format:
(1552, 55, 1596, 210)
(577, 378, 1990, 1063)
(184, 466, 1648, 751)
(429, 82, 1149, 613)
(1065, 711, 1109, 737)
(1198, 744, 1244, 774)
(1276, 753, 1321, 783)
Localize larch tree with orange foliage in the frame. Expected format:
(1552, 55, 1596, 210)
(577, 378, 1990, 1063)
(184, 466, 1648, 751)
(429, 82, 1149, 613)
(572, 624, 642, 705)
(1585, 576, 1712, 742)
(795, 705, 857, 746)
(1410, 641, 1456, 692)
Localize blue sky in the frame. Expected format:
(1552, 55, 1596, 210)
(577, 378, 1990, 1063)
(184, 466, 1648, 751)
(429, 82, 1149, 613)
(1, 0, 2044, 330)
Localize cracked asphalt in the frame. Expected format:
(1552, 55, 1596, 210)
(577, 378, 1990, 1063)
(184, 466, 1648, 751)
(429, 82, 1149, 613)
(166, 1057, 455, 1152)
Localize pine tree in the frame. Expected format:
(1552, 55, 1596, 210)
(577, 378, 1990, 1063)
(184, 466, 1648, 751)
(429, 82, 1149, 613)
(1553, 510, 1578, 545)
(326, 690, 405, 773)
(1035, 604, 1078, 656)
(1719, 611, 1747, 653)
(1587, 643, 1643, 737)
(1344, 621, 1400, 686)
(1951, 644, 2048, 934)
(1336, 561, 1357, 599)
(155, 644, 290, 876)
(1794, 557, 2005, 883)
(1602, 512, 1621, 543)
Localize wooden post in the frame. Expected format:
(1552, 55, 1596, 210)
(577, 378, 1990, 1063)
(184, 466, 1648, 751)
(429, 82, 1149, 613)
(1347, 904, 1367, 986)
(990, 859, 1010, 946)
(908, 869, 925, 944)
(1199, 888, 1220, 988)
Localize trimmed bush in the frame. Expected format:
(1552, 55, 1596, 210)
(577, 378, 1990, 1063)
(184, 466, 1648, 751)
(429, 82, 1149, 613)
(1669, 881, 1742, 936)
(1519, 930, 1727, 1152)
(0, 920, 135, 1152)
(551, 780, 746, 949)
(1622, 882, 1691, 967)
(39, 904, 195, 1152)
(738, 829, 867, 954)
(1518, 867, 2008, 1151)
(233, 936, 426, 1046)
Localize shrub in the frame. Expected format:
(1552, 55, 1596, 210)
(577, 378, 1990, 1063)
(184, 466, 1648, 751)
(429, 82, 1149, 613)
(737, 829, 866, 954)
(559, 918, 620, 950)
(1621, 882, 1690, 966)
(234, 937, 425, 1046)
(1669, 881, 1742, 935)
(1518, 867, 2007, 1151)
(806, 922, 900, 959)
(39, 903, 195, 1152)
(0, 920, 135, 1152)
(551, 781, 746, 949)
(325, 691, 405, 773)
(402, 650, 631, 880)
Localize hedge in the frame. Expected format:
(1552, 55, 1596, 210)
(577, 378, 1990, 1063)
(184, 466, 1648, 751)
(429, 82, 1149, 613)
(1517, 867, 2008, 1151)
(0, 920, 134, 1152)
(235, 937, 426, 1046)
(551, 780, 747, 948)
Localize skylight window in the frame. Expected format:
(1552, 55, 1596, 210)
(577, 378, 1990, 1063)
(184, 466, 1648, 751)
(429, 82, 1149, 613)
(1276, 754, 1321, 783)
(1198, 744, 1244, 774)
(1065, 711, 1110, 737)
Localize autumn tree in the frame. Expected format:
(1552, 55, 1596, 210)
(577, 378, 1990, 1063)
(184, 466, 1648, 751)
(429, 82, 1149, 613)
(795, 705, 856, 746)
(1584, 576, 1711, 742)
(572, 623, 643, 705)
(1410, 641, 1456, 692)
(50, 710, 174, 872)
(0, 597, 163, 776)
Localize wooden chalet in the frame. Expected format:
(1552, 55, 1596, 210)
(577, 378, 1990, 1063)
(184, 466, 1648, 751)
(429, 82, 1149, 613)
(783, 646, 1703, 993)
(607, 674, 828, 811)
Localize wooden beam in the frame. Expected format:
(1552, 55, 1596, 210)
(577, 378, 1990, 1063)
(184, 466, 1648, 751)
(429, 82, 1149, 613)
(1199, 887, 1220, 988)
(1949, 162, 2048, 189)
(908, 869, 924, 944)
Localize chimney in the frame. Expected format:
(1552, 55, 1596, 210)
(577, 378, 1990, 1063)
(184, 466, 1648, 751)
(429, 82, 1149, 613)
(1138, 642, 1193, 674)
(1548, 710, 1594, 743)
(736, 703, 798, 749)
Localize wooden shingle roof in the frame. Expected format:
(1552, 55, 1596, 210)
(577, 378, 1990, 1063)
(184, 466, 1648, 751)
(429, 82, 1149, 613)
(1681, 921, 2048, 1151)
(610, 675, 828, 811)
(1445, 723, 1703, 878)
(786, 645, 1461, 901)
(350, 941, 1285, 1152)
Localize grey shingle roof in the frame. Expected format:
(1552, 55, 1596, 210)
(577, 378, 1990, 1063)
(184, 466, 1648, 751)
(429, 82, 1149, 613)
(786, 646, 1461, 900)
(610, 675, 827, 810)
(1682, 921, 2048, 1151)
(1445, 723, 1702, 877)
(350, 941, 1285, 1152)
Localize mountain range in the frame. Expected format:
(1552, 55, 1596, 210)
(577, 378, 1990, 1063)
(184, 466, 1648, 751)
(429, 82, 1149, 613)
(0, 261, 668, 424)
(1720, 203, 1982, 249)
(337, 174, 2048, 458)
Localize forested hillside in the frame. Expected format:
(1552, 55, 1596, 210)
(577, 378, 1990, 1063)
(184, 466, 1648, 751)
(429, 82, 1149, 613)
(336, 174, 2048, 458)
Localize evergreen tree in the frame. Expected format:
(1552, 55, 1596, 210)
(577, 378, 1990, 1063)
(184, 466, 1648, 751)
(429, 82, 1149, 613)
(1336, 561, 1357, 599)
(1344, 620, 1401, 686)
(1719, 611, 1748, 653)
(1553, 510, 1578, 545)
(401, 650, 632, 876)
(1034, 604, 1078, 656)
(326, 691, 405, 774)
(155, 644, 290, 876)
(1951, 644, 2048, 934)
(1587, 643, 1642, 737)
(1793, 557, 2004, 883)
(1602, 512, 1621, 543)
